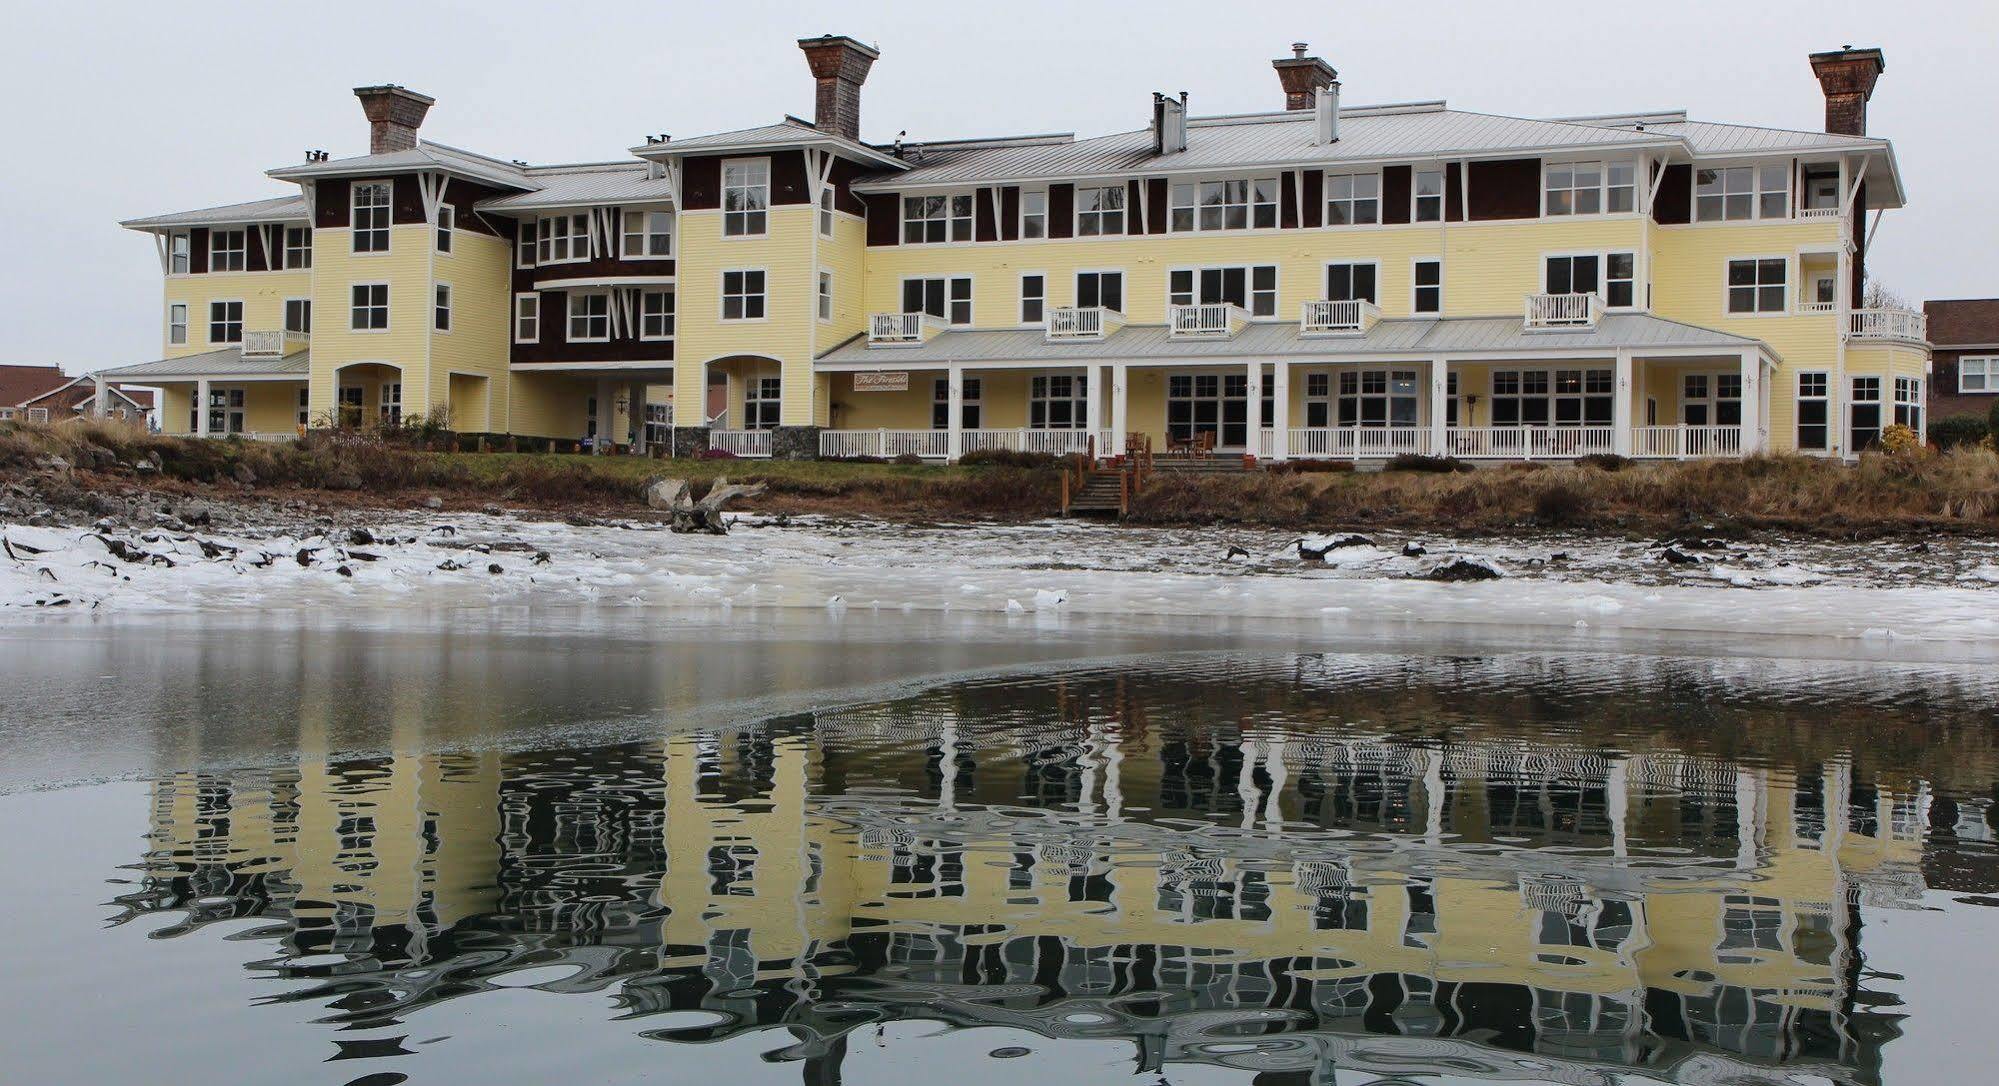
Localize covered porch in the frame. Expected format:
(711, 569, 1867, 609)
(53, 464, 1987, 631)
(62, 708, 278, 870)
(93, 343, 310, 441)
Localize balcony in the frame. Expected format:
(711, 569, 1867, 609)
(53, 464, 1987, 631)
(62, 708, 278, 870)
(1045, 306, 1124, 342)
(1796, 205, 1845, 221)
(1847, 308, 1927, 344)
(241, 330, 308, 357)
(1167, 303, 1249, 340)
(1797, 299, 1838, 315)
(1523, 293, 1604, 331)
(1300, 299, 1381, 337)
(868, 312, 944, 348)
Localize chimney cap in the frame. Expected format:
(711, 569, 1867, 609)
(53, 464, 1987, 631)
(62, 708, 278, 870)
(352, 83, 436, 107)
(1809, 45, 1885, 72)
(796, 34, 880, 60)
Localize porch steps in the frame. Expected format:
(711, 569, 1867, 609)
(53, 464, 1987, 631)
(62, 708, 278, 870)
(1066, 472, 1127, 516)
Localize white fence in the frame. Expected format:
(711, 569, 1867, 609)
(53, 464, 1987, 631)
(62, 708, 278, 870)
(818, 429, 949, 459)
(709, 429, 772, 458)
(963, 428, 1112, 457)
(1448, 426, 1615, 459)
(1270, 426, 1428, 459)
(1632, 425, 1742, 459)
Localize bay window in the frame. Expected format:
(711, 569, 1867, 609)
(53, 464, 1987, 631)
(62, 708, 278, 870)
(1894, 377, 1923, 429)
(1324, 172, 1380, 225)
(1849, 376, 1882, 451)
(722, 159, 770, 237)
(1075, 185, 1125, 236)
(903, 194, 973, 243)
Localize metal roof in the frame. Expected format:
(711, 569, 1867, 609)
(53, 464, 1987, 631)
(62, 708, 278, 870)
(632, 119, 907, 170)
(96, 348, 310, 380)
(268, 140, 533, 190)
(119, 194, 308, 230)
(479, 165, 676, 213)
(856, 105, 1682, 190)
(817, 314, 1763, 366)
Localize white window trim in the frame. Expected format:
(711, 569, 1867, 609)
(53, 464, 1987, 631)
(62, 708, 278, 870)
(1796, 370, 1831, 452)
(206, 227, 247, 273)
(1322, 169, 1383, 228)
(283, 296, 312, 335)
(899, 275, 975, 326)
(621, 206, 675, 260)
(817, 187, 836, 239)
(435, 204, 454, 254)
(1018, 270, 1048, 327)
(1019, 189, 1048, 240)
(901, 191, 977, 245)
(1165, 176, 1280, 234)
(349, 282, 390, 333)
(534, 213, 592, 266)
(720, 156, 772, 239)
(168, 231, 191, 276)
(433, 282, 452, 333)
(516, 223, 537, 270)
(282, 225, 312, 270)
(638, 288, 676, 342)
(1723, 254, 1790, 317)
(1073, 268, 1126, 313)
(350, 180, 392, 255)
(1165, 264, 1281, 318)
(1693, 161, 1793, 224)
(1073, 184, 1128, 238)
(1959, 356, 1997, 394)
(719, 267, 769, 322)
(1541, 158, 1639, 219)
(207, 299, 245, 345)
(513, 292, 540, 344)
(1321, 259, 1382, 304)
(1411, 167, 1447, 224)
(1411, 256, 1443, 315)
(815, 268, 833, 323)
(167, 302, 189, 346)
(566, 291, 612, 343)
(1540, 250, 1640, 310)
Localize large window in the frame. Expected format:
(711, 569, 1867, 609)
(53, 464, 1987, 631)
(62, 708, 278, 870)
(743, 377, 781, 430)
(1325, 262, 1378, 304)
(1413, 259, 1442, 314)
(514, 294, 539, 343)
(722, 159, 770, 237)
(721, 269, 766, 320)
(1413, 169, 1445, 222)
(352, 181, 391, 253)
(1020, 190, 1047, 238)
(208, 300, 243, 343)
(1076, 270, 1123, 312)
(932, 377, 982, 429)
(1075, 186, 1125, 236)
(1697, 165, 1789, 222)
(1167, 373, 1265, 448)
(1168, 178, 1278, 232)
(1168, 266, 1278, 317)
(903, 194, 973, 244)
(1680, 372, 1742, 425)
(208, 229, 246, 272)
(622, 208, 673, 257)
(1959, 357, 1995, 393)
(1019, 273, 1045, 324)
(284, 298, 311, 334)
(349, 284, 388, 331)
(640, 290, 675, 341)
(567, 292, 609, 341)
(536, 213, 590, 265)
(199, 387, 246, 434)
(1726, 258, 1787, 314)
(1850, 375, 1882, 451)
(1491, 369, 1613, 426)
(283, 226, 312, 269)
(902, 276, 972, 325)
(1545, 161, 1636, 216)
(1796, 371, 1829, 450)
(1545, 252, 1636, 308)
(1030, 374, 1089, 429)
(1324, 172, 1380, 226)
(1336, 370, 1420, 427)
(168, 303, 188, 345)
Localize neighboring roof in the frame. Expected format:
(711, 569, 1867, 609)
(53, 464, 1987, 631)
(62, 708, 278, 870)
(268, 140, 533, 190)
(0, 364, 70, 407)
(120, 194, 309, 231)
(817, 313, 1765, 366)
(18, 377, 151, 413)
(855, 103, 1680, 190)
(479, 164, 676, 213)
(95, 348, 311, 380)
(634, 118, 908, 170)
(1923, 299, 1999, 347)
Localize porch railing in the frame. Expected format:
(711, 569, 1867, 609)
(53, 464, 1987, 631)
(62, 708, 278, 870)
(709, 429, 772, 458)
(1797, 299, 1838, 315)
(1273, 426, 1429, 459)
(1523, 292, 1605, 330)
(1448, 426, 1615, 459)
(868, 312, 934, 346)
(1796, 206, 1844, 220)
(1632, 425, 1742, 459)
(241, 330, 308, 357)
(1847, 308, 1927, 344)
(1045, 307, 1121, 341)
(818, 429, 949, 459)
(962, 428, 1111, 457)
(1167, 303, 1246, 339)
(1300, 298, 1380, 336)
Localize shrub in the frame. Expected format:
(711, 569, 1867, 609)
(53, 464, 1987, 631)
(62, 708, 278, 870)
(1384, 453, 1471, 473)
(1879, 423, 1922, 454)
(1532, 481, 1589, 525)
(1989, 397, 1999, 444)
(890, 452, 925, 466)
(1576, 453, 1632, 472)
(698, 448, 739, 460)
(958, 447, 1057, 469)
(1269, 459, 1356, 474)
(1929, 415, 1989, 450)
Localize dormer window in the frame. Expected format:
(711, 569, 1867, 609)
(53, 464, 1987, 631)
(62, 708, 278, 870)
(1168, 179, 1278, 232)
(1324, 172, 1380, 226)
(903, 194, 973, 244)
(722, 158, 770, 237)
(1545, 160, 1636, 216)
(1696, 165, 1789, 222)
(208, 229, 246, 272)
(1075, 186, 1126, 236)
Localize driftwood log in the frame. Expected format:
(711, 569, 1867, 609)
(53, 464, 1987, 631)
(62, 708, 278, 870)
(648, 475, 766, 534)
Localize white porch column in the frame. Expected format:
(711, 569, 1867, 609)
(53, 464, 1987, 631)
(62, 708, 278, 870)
(92, 374, 109, 419)
(1738, 350, 1763, 454)
(1085, 364, 1107, 456)
(629, 382, 648, 454)
(595, 378, 616, 454)
(946, 365, 965, 462)
(195, 379, 211, 437)
(1428, 357, 1449, 455)
(1111, 364, 1130, 452)
(1613, 350, 1634, 456)
(1245, 361, 1263, 456)
(1271, 361, 1290, 460)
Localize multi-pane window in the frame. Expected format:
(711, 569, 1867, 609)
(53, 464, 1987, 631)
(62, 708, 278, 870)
(1337, 370, 1420, 426)
(1305, 372, 1331, 427)
(1962, 357, 1997, 393)
(1168, 266, 1278, 317)
(567, 292, 610, 341)
(1029, 374, 1089, 429)
(536, 213, 590, 264)
(817, 186, 835, 237)
(1697, 165, 1789, 222)
(1850, 375, 1883, 451)
(1545, 160, 1636, 215)
(1413, 259, 1442, 314)
(1325, 262, 1378, 304)
(284, 298, 311, 334)
(932, 377, 982, 429)
(902, 276, 972, 325)
(380, 382, 402, 425)
(1727, 258, 1786, 314)
(435, 204, 453, 253)
(1075, 270, 1123, 312)
(1413, 169, 1445, 222)
(1019, 273, 1045, 324)
(349, 284, 388, 330)
(1167, 373, 1262, 448)
(1324, 172, 1380, 225)
(1491, 368, 1613, 425)
(721, 269, 766, 320)
(208, 228, 246, 272)
(1168, 178, 1278, 232)
(622, 208, 673, 257)
(902, 194, 973, 244)
(640, 290, 674, 340)
(1544, 252, 1636, 308)
(298, 387, 310, 428)
(1796, 372, 1829, 450)
(200, 387, 246, 434)
(284, 226, 312, 269)
(208, 300, 243, 343)
(1680, 373, 1742, 425)
(816, 271, 832, 321)
(1075, 185, 1125, 236)
(744, 377, 781, 430)
(516, 224, 536, 268)
(1020, 190, 1047, 238)
(433, 284, 452, 331)
(169, 231, 190, 274)
(352, 181, 391, 252)
(1895, 377, 1923, 429)
(168, 303, 188, 345)
(513, 294, 539, 343)
(722, 159, 770, 236)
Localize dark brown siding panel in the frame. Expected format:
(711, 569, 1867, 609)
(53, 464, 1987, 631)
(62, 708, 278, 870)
(190, 228, 209, 274)
(829, 158, 868, 215)
(1444, 163, 1465, 223)
(314, 180, 350, 229)
(1381, 165, 1412, 225)
(509, 288, 677, 366)
(444, 181, 505, 236)
(769, 150, 811, 206)
(1146, 178, 1168, 235)
(1279, 172, 1299, 229)
(975, 187, 999, 242)
(392, 175, 426, 224)
(1048, 184, 1074, 239)
(246, 225, 270, 272)
(681, 157, 722, 211)
(1653, 164, 1691, 225)
(1000, 186, 1021, 241)
(863, 193, 900, 246)
(1301, 171, 1323, 228)
(1467, 159, 1541, 221)
(1125, 180, 1146, 235)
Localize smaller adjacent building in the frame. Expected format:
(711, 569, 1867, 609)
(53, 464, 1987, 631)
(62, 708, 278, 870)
(0, 364, 152, 426)
(1924, 298, 1999, 423)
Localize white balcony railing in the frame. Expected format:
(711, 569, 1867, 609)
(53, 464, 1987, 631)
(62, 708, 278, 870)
(818, 429, 950, 459)
(1847, 308, 1928, 344)
(709, 430, 772, 458)
(1300, 299, 1380, 336)
(962, 428, 1111, 457)
(868, 312, 931, 347)
(241, 330, 308, 357)
(1797, 206, 1845, 220)
(1524, 292, 1605, 330)
(1167, 303, 1246, 339)
(1632, 425, 1743, 459)
(1797, 299, 1838, 315)
(1045, 307, 1122, 341)
(1276, 426, 1429, 459)
(1447, 426, 1616, 459)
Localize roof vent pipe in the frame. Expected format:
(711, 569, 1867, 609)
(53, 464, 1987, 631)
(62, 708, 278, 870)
(1154, 92, 1188, 154)
(1314, 83, 1340, 144)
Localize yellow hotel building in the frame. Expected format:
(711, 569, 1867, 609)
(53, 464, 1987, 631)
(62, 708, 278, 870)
(100, 36, 1927, 464)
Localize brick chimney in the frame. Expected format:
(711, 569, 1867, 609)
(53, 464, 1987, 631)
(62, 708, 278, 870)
(354, 85, 435, 154)
(1808, 47, 1884, 135)
(797, 35, 879, 142)
(1272, 43, 1337, 112)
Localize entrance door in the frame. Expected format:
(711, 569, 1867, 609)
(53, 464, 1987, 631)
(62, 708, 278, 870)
(1168, 374, 1250, 449)
(1680, 373, 1742, 427)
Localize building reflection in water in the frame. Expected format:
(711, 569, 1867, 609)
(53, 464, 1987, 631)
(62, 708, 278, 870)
(111, 653, 1999, 1085)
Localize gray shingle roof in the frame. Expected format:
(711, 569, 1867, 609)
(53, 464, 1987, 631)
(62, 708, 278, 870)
(120, 195, 308, 230)
(479, 165, 676, 212)
(97, 348, 310, 380)
(818, 314, 1763, 366)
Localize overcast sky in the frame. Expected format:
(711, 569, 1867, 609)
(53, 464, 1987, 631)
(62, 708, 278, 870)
(6, 0, 1995, 374)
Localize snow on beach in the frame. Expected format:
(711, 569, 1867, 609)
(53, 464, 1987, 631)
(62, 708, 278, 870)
(4, 511, 1999, 650)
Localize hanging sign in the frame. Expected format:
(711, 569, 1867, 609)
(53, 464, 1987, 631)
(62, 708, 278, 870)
(853, 371, 910, 392)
